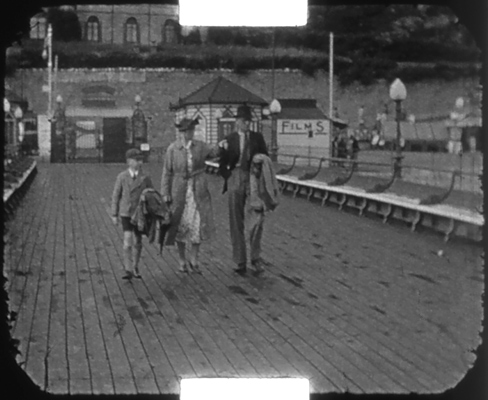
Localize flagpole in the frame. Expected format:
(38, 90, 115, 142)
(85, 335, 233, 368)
(54, 55, 58, 102)
(47, 24, 53, 118)
(329, 31, 334, 158)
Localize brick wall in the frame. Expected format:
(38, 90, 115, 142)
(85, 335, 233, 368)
(6, 68, 480, 156)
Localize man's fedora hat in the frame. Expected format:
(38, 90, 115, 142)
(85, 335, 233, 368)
(235, 104, 253, 121)
(175, 117, 199, 131)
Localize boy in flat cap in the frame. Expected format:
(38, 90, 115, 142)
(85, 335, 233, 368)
(218, 103, 268, 275)
(111, 148, 154, 280)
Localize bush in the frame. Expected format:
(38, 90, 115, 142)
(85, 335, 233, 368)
(396, 63, 481, 83)
(338, 57, 397, 86)
(183, 29, 202, 45)
(11, 39, 480, 85)
(383, 38, 481, 62)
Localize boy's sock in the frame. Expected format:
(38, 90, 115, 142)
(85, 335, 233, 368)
(123, 245, 132, 273)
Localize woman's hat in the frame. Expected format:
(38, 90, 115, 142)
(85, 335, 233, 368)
(235, 104, 252, 121)
(126, 148, 144, 160)
(175, 117, 199, 131)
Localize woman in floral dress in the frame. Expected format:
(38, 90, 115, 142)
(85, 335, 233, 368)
(161, 118, 221, 273)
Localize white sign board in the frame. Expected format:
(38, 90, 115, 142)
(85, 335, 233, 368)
(140, 143, 150, 151)
(37, 115, 51, 160)
(279, 119, 329, 135)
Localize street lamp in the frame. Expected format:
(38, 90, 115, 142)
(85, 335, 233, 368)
(269, 98, 281, 162)
(389, 78, 407, 178)
(4, 98, 11, 113)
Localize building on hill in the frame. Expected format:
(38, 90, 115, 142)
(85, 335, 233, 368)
(75, 4, 180, 45)
(30, 4, 181, 45)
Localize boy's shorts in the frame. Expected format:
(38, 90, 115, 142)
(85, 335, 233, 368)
(121, 217, 137, 232)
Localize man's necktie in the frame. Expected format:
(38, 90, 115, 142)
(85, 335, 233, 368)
(240, 132, 249, 171)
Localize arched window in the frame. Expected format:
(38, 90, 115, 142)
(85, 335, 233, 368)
(163, 19, 178, 44)
(125, 18, 139, 44)
(30, 13, 47, 39)
(86, 16, 100, 42)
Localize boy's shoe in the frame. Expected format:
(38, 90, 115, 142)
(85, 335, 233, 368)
(122, 271, 134, 280)
(132, 269, 142, 279)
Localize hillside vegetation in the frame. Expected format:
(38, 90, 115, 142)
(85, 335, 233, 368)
(6, 4, 481, 85)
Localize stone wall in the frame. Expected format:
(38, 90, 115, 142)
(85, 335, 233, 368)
(6, 68, 480, 154)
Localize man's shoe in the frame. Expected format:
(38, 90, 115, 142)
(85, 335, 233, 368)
(233, 264, 247, 275)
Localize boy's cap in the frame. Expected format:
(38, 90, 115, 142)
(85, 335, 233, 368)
(126, 148, 144, 160)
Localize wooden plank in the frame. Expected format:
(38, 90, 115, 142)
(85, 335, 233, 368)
(192, 216, 337, 391)
(84, 170, 160, 394)
(261, 195, 480, 390)
(70, 167, 117, 395)
(86, 188, 175, 394)
(6, 164, 481, 395)
(264, 225, 458, 387)
(64, 167, 94, 395)
(209, 218, 363, 392)
(45, 176, 69, 394)
(23, 170, 60, 391)
(70, 178, 137, 395)
(5, 176, 45, 333)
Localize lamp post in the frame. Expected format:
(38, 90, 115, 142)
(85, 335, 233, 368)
(14, 106, 24, 152)
(269, 99, 281, 162)
(132, 94, 149, 161)
(389, 78, 407, 178)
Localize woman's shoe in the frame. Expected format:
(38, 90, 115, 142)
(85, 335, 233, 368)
(178, 262, 189, 274)
(189, 262, 202, 275)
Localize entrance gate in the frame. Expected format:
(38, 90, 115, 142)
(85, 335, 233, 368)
(51, 104, 146, 163)
(103, 118, 127, 163)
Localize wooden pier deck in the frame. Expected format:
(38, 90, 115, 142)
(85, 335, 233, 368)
(3, 163, 483, 395)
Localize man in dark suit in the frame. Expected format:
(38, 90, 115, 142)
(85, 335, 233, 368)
(219, 104, 268, 275)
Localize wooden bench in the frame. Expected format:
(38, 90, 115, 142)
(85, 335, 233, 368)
(205, 161, 483, 242)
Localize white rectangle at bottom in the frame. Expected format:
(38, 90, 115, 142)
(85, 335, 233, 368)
(180, 378, 309, 400)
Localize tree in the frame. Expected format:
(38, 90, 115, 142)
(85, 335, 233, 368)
(47, 7, 81, 41)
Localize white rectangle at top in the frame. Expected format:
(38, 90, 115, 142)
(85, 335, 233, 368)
(179, 0, 307, 26)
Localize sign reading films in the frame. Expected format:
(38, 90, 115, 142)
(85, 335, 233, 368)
(279, 119, 330, 135)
